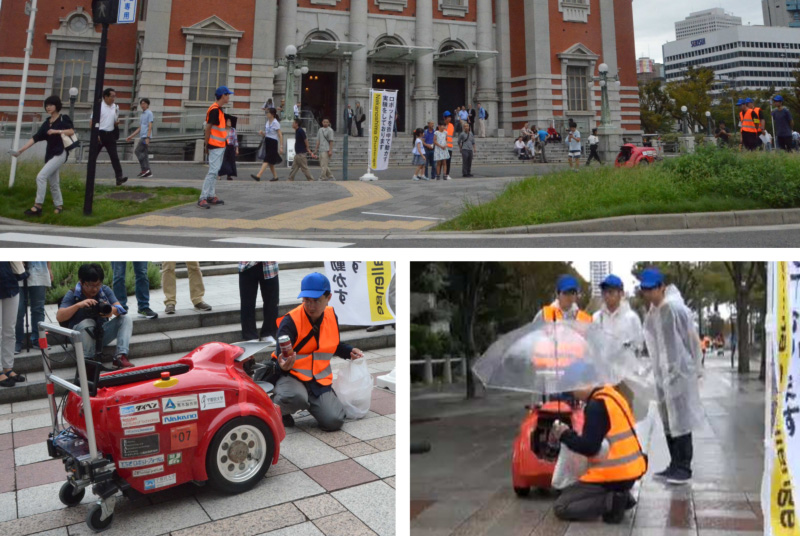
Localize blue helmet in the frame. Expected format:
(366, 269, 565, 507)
(556, 274, 580, 293)
(774, 95, 784, 102)
(736, 98, 745, 106)
(744, 97, 754, 104)
(637, 267, 665, 290)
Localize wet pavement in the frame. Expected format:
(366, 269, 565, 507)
(410, 352, 765, 536)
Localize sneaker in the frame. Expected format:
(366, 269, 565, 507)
(666, 468, 692, 485)
(602, 492, 628, 524)
(261, 335, 276, 346)
(422, 175, 430, 181)
(13, 346, 21, 355)
(445, 175, 452, 180)
(116, 177, 128, 186)
(136, 170, 147, 178)
(165, 304, 176, 314)
(193, 301, 212, 312)
(653, 465, 673, 480)
(412, 175, 420, 181)
(207, 197, 224, 205)
(113, 354, 134, 368)
(197, 199, 210, 209)
(142, 170, 153, 178)
(282, 414, 295, 428)
(138, 307, 159, 319)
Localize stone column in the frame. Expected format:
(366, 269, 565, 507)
(348, 0, 370, 106)
(596, 0, 623, 162)
(494, 0, 511, 135)
(252, 0, 278, 110)
(412, 0, 438, 128)
(138, 0, 172, 114)
(475, 0, 498, 136)
(274, 0, 298, 104)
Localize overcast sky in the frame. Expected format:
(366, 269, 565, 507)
(633, 0, 765, 63)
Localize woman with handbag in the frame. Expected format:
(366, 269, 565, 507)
(0, 262, 28, 388)
(251, 107, 284, 182)
(10, 95, 77, 216)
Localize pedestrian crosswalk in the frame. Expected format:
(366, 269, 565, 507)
(0, 232, 353, 248)
(0, 232, 180, 248)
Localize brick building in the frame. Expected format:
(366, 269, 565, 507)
(0, 0, 641, 136)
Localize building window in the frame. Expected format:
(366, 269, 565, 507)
(53, 48, 93, 103)
(559, 0, 591, 23)
(567, 66, 588, 111)
(189, 44, 229, 102)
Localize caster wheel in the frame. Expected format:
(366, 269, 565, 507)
(514, 486, 530, 497)
(59, 481, 85, 507)
(206, 416, 274, 494)
(86, 503, 114, 532)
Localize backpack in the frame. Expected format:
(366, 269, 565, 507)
(484, 109, 489, 121)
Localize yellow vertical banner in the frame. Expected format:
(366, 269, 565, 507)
(367, 261, 394, 322)
(370, 91, 382, 170)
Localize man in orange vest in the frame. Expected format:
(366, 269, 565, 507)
(534, 275, 592, 324)
(443, 111, 454, 180)
(271, 272, 364, 431)
(198, 86, 232, 209)
(552, 361, 647, 524)
(738, 98, 759, 151)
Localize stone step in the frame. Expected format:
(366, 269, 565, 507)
(174, 261, 323, 280)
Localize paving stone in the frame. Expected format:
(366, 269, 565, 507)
(267, 456, 300, 478)
(353, 450, 395, 479)
(171, 502, 304, 536)
(303, 459, 379, 492)
(367, 398, 395, 416)
(279, 431, 348, 469)
(0, 434, 12, 452)
(0, 455, 15, 494)
(0, 421, 11, 436)
(15, 459, 67, 490)
(313, 512, 377, 536)
(340, 417, 395, 441)
(293, 494, 346, 520)
(0, 492, 15, 523)
(257, 521, 324, 536)
(197, 470, 325, 520)
(29, 528, 67, 536)
(12, 414, 50, 433)
(331, 481, 394, 536)
(14, 442, 50, 467)
(0, 502, 87, 536)
(11, 400, 49, 414)
(17, 480, 94, 518)
(0, 405, 11, 416)
(335, 442, 379, 458)
(364, 436, 395, 452)
(67, 496, 209, 536)
(383, 477, 395, 489)
(12, 428, 49, 450)
(384, 414, 395, 421)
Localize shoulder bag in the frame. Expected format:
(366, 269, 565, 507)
(59, 115, 80, 152)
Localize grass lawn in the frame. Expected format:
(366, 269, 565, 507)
(436, 147, 800, 231)
(0, 162, 198, 226)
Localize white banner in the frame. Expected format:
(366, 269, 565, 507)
(324, 262, 396, 326)
(368, 89, 398, 171)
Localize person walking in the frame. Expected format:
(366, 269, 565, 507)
(458, 123, 476, 177)
(567, 122, 581, 171)
(218, 114, 239, 180)
(238, 262, 279, 345)
(586, 128, 602, 166)
(772, 95, 794, 152)
(345, 104, 355, 136)
(0, 263, 27, 387)
(355, 101, 365, 137)
(198, 86, 232, 208)
(125, 98, 154, 178)
(251, 107, 283, 182)
(468, 104, 476, 132)
(315, 118, 335, 181)
(434, 122, 449, 181)
(444, 112, 454, 180)
(10, 95, 75, 216)
(160, 262, 211, 314)
(92, 88, 127, 186)
(111, 262, 158, 319)
(14, 262, 51, 354)
(411, 128, 427, 181)
(477, 102, 487, 138)
(286, 118, 315, 182)
(423, 121, 436, 180)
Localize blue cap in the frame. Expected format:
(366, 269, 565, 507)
(297, 272, 331, 299)
(443, 111, 451, 117)
(736, 98, 745, 106)
(215, 86, 234, 98)
(773, 95, 784, 102)
(558, 361, 598, 391)
(556, 274, 580, 293)
(600, 274, 624, 290)
(637, 268, 664, 290)
(745, 97, 754, 104)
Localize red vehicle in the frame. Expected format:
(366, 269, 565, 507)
(39, 322, 284, 532)
(614, 143, 658, 167)
(512, 399, 585, 495)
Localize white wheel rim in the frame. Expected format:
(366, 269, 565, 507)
(215, 424, 267, 483)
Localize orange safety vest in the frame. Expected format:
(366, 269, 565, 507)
(206, 102, 227, 148)
(752, 107, 763, 131)
(581, 385, 648, 484)
(531, 339, 587, 369)
(446, 123, 454, 149)
(272, 305, 340, 386)
(740, 109, 758, 134)
(541, 305, 593, 324)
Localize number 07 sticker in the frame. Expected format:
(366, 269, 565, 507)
(170, 423, 198, 450)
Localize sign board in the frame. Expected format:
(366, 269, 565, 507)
(368, 89, 398, 171)
(691, 38, 706, 47)
(286, 136, 295, 167)
(324, 262, 396, 326)
(117, 0, 137, 24)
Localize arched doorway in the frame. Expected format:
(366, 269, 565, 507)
(371, 36, 407, 132)
(301, 31, 339, 129)
(436, 41, 468, 120)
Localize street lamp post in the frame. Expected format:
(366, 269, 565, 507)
(594, 62, 623, 163)
(679, 105, 695, 153)
(68, 87, 78, 121)
(705, 110, 716, 146)
(273, 45, 309, 152)
(705, 110, 711, 135)
(681, 105, 689, 134)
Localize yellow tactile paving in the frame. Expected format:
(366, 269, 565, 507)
(117, 181, 433, 231)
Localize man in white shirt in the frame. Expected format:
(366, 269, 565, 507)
(586, 128, 602, 166)
(593, 274, 643, 353)
(92, 88, 127, 185)
(567, 123, 581, 171)
(515, 137, 527, 159)
(293, 101, 301, 119)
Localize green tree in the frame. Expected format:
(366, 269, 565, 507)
(723, 262, 761, 374)
(639, 80, 675, 133)
(666, 67, 715, 132)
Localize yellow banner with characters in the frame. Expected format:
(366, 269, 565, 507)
(367, 261, 393, 322)
(370, 91, 382, 170)
(324, 262, 395, 326)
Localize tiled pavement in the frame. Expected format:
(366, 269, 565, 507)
(0, 346, 395, 536)
(410, 354, 765, 536)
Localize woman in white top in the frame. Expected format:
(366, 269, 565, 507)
(433, 123, 449, 180)
(411, 128, 428, 181)
(251, 107, 284, 182)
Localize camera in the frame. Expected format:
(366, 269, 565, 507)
(86, 301, 113, 318)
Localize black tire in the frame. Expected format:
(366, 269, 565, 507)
(638, 159, 649, 166)
(59, 481, 85, 507)
(206, 416, 274, 494)
(86, 503, 113, 532)
(514, 486, 530, 497)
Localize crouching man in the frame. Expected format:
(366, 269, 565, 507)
(552, 362, 647, 524)
(271, 272, 364, 431)
(55, 263, 134, 368)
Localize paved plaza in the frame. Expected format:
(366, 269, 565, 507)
(410, 354, 764, 536)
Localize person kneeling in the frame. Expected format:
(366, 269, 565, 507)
(56, 263, 134, 368)
(270, 273, 364, 431)
(552, 366, 647, 524)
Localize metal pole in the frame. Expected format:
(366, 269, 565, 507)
(343, 56, 350, 181)
(83, 23, 110, 216)
(9, 0, 38, 188)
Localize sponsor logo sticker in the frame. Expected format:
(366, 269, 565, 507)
(132, 465, 163, 477)
(144, 473, 176, 490)
(121, 434, 160, 458)
(170, 423, 198, 450)
(162, 411, 198, 425)
(119, 400, 159, 416)
(199, 391, 226, 411)
(120, 412, 160, 429)
(117, 454, 165, 469)
(124, 425, 156, 436)
(167, 452, 182, 466)
(161, 394, 198, 413)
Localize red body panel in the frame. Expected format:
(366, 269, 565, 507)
(614, 143, 657, 167)
(62, 342, 285, 494)
(511, 401, 585, 490)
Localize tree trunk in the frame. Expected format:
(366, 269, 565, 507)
(464, 263, 486, 399)
(736, 287, 750, 374)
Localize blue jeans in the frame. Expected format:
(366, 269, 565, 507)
(201, 148, 225, 200)
(112, 262, 150, 310)
(15, 286, 46, 349)
(75, 315, 133, 358)
(425, 149, 435, 178)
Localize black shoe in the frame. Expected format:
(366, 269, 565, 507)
(602, 492, 628, 524)
(666, 467, 692, 485)
(251, 174, 261, 182)
(653, 465, 673, 480)
(0, 376, 16, 388)
(7, 372, 25, 383)
(282, 414, 295, 428)
(138, 307, 159, 319)
(625, 492, 637, 510)
(142, 170, 153, 178)
(116, 177, 128, 186)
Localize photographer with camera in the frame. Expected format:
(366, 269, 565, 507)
(55, 264, 134, 368)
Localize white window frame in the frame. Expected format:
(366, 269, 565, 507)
(558, 0, 591, 23)
(181, 16, 243, 107)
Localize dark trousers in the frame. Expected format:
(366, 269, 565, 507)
(424, 149, 435, 178)
(445, 149, 453, 175)
(461, 149, 473, 176)
(356, 119, 364, 137)
(238, 266, 279, 341)
(554, 482, 625, 521)
(777, 135, 793, 152)
(586, 145, 602, 165)
(94, 130, 124, 179)
(665, 433, 693, 473)
(15, 285, 46, 348)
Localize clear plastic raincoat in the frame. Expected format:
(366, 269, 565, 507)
(592, 301, 644, 356)
(642, 285, 703, 436)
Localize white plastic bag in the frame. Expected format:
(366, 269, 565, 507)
(333, 358, 373, 419)
(551, 439, 609, 490)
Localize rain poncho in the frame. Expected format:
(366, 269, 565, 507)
(642, 285, 703, 436)
(592, 301, 644, 356)
(533, 301, 584, 324)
